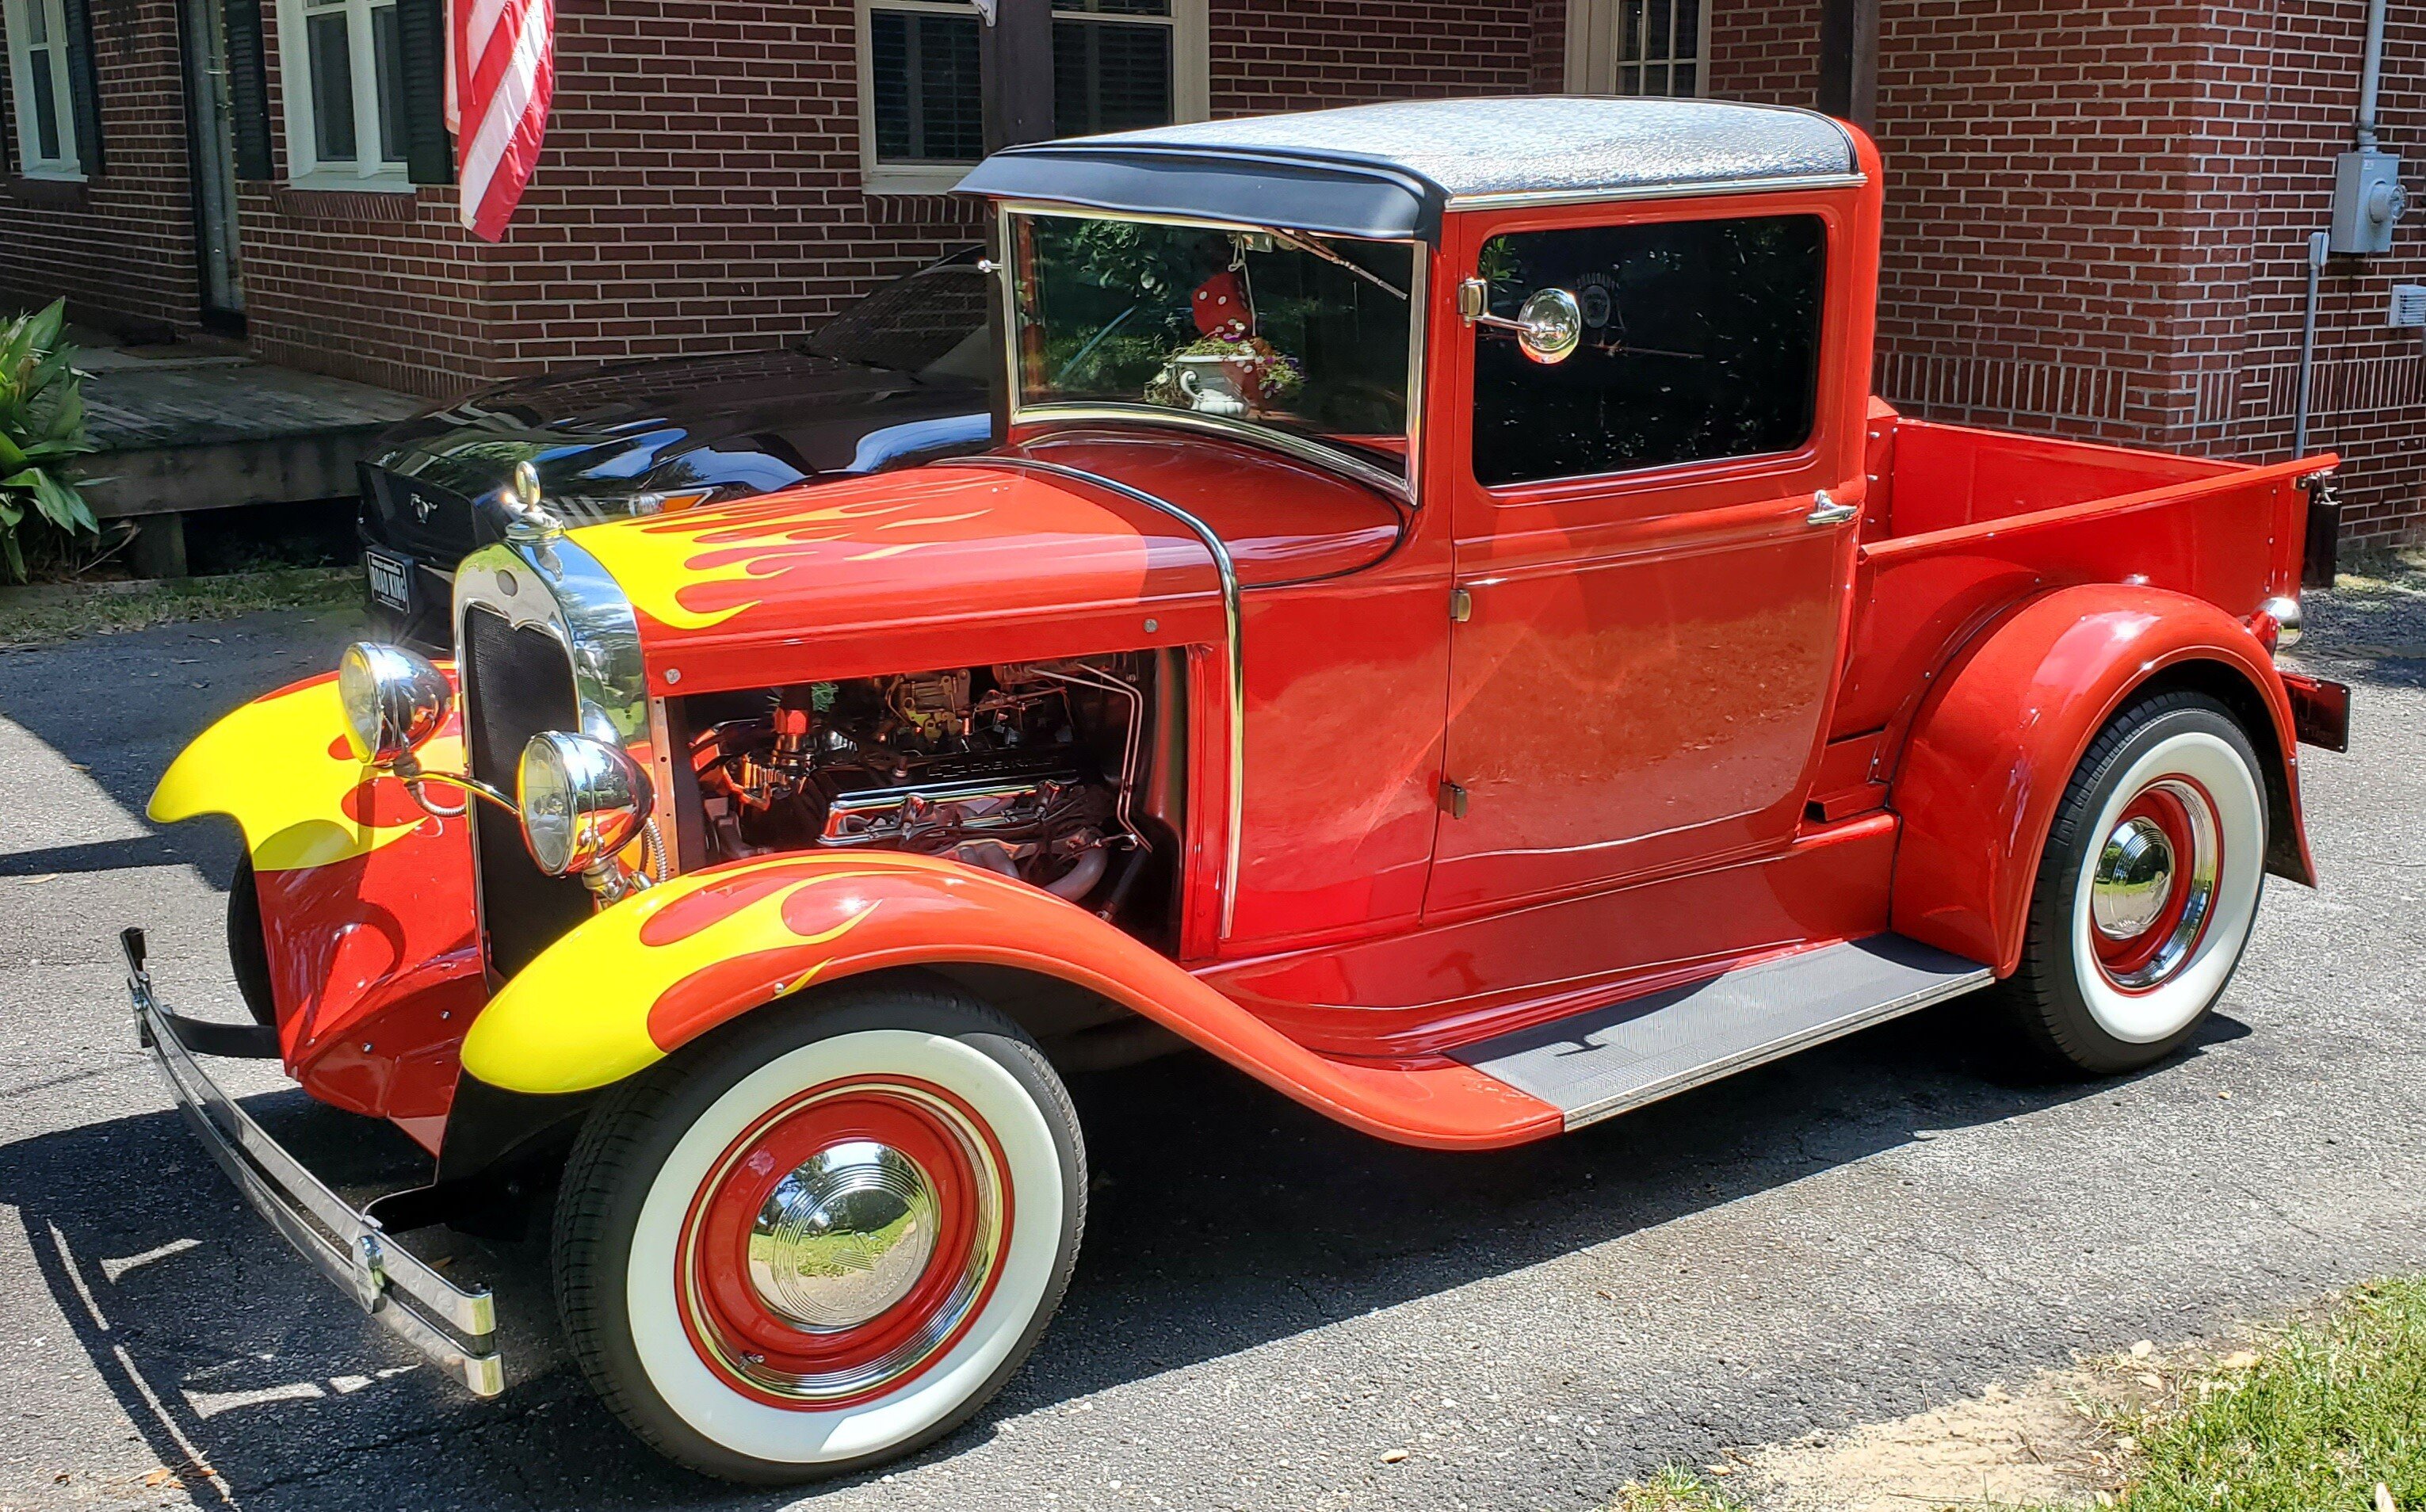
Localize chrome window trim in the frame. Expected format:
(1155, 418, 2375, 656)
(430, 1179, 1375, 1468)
(1444, 171, 1867, 212)
(934, 453, 1246, 941)
(991, 202, 1425, 502)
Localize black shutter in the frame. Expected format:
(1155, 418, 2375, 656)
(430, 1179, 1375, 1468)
(59, 0, 105, 175)
(222, 0, 273, 180)
(395, 0, 451, 184)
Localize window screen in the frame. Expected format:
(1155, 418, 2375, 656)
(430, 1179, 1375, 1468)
(1053, 0, 1175, 137)
(1470, 215, 1827, 488)
(870, 7, 984, 162)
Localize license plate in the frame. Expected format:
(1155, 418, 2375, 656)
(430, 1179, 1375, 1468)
(364, 548, 414, 613)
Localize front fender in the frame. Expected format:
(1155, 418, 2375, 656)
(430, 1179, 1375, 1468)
(1889, 584, 2312, 976)
(460, 850, 1561, 1151)
(147, 672, 481, 1131)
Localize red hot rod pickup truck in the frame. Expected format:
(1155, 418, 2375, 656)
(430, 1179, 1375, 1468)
(131, 97, 2352, 1482)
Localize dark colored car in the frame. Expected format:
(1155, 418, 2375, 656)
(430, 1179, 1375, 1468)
(357, 249, 993, 650)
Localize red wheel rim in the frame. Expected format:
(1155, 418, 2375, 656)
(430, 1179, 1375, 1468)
(2090, 777, 2222, 993)
(674, 1076, 1012, 1410)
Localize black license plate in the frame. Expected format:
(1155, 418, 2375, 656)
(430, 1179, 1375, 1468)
(364, 548, 415, 614)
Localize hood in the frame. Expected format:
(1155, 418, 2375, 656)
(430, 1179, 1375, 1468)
(372, 348, 991, 506)
(568, 428, 1406, 693)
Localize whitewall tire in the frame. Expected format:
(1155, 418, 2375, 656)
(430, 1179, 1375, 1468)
(1998, 691, 2269, 1075)
(554, 979, 1086, 1483)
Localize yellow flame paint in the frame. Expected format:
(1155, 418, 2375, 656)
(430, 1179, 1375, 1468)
(460, 857, 886, 1095)
(571, 495, 941, 632)
(148, 678, 460, 873)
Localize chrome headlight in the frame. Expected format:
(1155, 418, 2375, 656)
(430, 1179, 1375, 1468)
(338, 642, 451, 767)
(517, 731, 653, 877)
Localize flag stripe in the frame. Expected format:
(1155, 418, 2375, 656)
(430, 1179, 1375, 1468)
(454, 0, 550, 240)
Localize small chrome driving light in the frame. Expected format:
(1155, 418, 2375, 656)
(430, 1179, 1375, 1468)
(517, 731, 653, 882)
(337, 642, 452, 769)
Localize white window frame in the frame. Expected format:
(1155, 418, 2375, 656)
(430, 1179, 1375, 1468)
(1564, 0, 1710, 99)
(3, 0, 82, 179)
(855, 0, 1208, 196)
(273, 0, 411, 190)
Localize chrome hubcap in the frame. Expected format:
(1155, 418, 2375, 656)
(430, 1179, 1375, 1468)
(747, 1140, 938, 1333)
(2091, 816, 2176, 940)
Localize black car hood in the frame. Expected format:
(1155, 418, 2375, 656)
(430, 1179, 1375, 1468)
(370, 347, 989, 504)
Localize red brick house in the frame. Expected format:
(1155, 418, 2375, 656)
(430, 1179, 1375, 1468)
(2, 0, 2420, 544)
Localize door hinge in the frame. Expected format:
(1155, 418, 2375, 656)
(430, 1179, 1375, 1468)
(1438, 780, 1469, 819)
(1450, 586, 1472, 622)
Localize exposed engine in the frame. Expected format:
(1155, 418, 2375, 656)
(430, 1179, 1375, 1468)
(690, 659, 1148, 905)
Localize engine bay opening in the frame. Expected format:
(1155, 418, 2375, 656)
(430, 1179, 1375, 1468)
(674, 655, 1177, 936)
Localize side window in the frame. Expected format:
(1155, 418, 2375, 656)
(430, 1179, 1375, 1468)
(1470, 214, 1827, 488)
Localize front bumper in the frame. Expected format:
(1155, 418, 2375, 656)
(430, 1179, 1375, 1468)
(121, 929, 503, 1396)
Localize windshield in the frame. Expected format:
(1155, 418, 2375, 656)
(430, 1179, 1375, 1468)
(1009, 213, 1416, 479)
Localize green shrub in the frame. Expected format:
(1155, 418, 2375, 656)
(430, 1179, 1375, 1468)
(0, 300, 100, 581)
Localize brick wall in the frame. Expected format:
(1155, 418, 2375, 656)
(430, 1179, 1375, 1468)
(230, 0, 1546, 399)
(1209, 0, 1535, 112)
(1709, 0, 1821, 107)
(2194, 0, 2426, 548)
(0, 0, 201, 332)
(1708, 0, 2424, 546)
(236, 0, 981, 398)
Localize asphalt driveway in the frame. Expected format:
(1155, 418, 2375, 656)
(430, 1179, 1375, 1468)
(0, 578, 2420, 1511)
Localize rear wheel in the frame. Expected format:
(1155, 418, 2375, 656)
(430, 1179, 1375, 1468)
(1997, 691, 2268, 1075)
(553, 979, 1085, 1483)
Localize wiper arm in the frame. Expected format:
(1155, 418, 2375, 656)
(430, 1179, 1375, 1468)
(1258, 227, 1408, 300)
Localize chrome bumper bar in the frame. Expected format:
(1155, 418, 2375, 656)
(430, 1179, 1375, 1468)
(120, 928, 504, 1396)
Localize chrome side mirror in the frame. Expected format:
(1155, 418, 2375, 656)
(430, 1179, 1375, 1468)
(1511, 288, 1584, 365)
(518, 731, 654, 892)
(1459, 278, 1585, 365)
(338, 643, 451, 769)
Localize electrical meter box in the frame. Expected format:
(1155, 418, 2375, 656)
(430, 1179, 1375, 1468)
(2330, 148, 2409, 255)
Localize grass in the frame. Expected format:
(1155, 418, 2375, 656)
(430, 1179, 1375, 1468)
(1606, 1468, 1747, 1510)
(2114, 1279, 2426, 1511)
(1602, 1279, 2426, 1511)
(0, 564, 360, 647)
(2333, 543, 2426, 598)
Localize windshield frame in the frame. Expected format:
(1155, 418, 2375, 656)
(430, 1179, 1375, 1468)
(995, 201, 1429, 502)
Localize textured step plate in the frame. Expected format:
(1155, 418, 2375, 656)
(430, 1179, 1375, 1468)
(1454, 934, 1993, 1129)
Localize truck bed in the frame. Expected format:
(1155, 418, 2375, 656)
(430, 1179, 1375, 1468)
(1828, 400, 2323, 758)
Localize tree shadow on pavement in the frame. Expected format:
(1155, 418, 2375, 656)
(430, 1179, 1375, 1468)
(0, 1003, 2246, 1510)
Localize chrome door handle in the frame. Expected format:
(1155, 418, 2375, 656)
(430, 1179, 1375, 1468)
(1806, 490, 1859, 526)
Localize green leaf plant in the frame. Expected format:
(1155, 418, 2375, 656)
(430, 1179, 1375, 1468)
(0, 300, 101, 581)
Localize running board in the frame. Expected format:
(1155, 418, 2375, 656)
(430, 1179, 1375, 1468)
(1452, 934, 1994, 1130)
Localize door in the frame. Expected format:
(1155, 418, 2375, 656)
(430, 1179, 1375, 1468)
(179, 0, 244, 322)
(1426, 200, 1863, 916)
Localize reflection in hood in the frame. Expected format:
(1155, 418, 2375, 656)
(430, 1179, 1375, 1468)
(371, 346, 991, 521)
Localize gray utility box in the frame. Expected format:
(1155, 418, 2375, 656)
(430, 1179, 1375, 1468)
(2329, 147, 2409, 255)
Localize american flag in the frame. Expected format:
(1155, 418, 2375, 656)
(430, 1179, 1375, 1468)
(449, 0, 556, 241)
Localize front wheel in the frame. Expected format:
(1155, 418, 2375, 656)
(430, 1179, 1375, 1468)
(1997, 690, 2269, 1075)
(553, 979, 1085, 1483)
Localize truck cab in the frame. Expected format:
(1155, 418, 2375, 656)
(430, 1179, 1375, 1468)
(132, 96, 2349, 1483)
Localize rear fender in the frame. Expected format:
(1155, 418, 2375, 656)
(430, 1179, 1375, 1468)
(458, 850, 1561, 1151)
(1889, 584, 2313, 976)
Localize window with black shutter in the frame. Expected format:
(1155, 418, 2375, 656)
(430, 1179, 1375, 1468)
(3, 0, 94, 177)
(857, 0, 1204, 193)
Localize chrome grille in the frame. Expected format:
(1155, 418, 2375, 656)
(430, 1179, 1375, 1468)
(460, 605, 595, 979)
